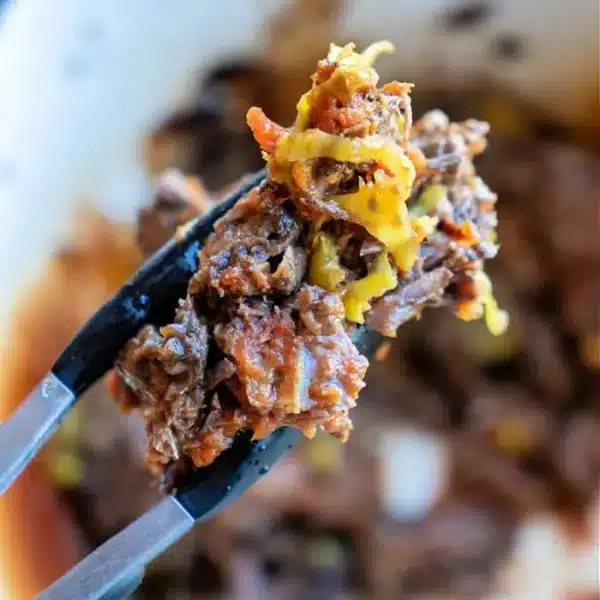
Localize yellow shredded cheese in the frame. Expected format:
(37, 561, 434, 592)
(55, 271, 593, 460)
(275, 131, 415, 182)
(309, 232, 346, 292)
(275, 130, 418, 271)
(328, 170, 412, 261)
(343, 251, 397, 323)
(389, 215, 439, 272)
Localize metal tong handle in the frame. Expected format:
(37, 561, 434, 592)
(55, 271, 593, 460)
(36, 496, 195, 600)
(37, 427, 305, 598)
(0, 372, 75, 495)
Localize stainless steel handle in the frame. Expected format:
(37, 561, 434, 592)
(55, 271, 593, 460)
(0, 372, 75, 495)
(37, 496, 195, 600)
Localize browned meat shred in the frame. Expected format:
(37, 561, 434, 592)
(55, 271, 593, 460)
(116, 298, 209, 470)
(214, 286, 366, 437)
(368, 267, 453, 336)
(112, 44, 502, 481)
(189, 198, 305, 297)
(137, 171, 208, 258)
(117, 298, 208, 402)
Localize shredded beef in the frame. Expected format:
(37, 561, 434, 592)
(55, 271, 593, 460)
(270, 245, 308, 294)
(215, 286, 367, 435)
(368, 267, 453, 336)
(115, 298, 209, 470)
(116, 298, 208, 403)
(189, 199, 304, 297)
(112, 43, 502, 478)
(298, 284, 345, 335)
(307, 77, 412, 143)
(184, 395, 250, 468)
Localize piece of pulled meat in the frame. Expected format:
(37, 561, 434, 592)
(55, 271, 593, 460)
(115, 298, 209, 471)
(216, 286, 366, 433)
(189, 191, 306, 298)
(368, 267, 453, 336)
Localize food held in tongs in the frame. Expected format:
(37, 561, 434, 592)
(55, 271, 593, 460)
(111, 41, 507, 485)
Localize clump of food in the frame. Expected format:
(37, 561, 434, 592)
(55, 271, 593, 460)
(111, 42, 506, 480)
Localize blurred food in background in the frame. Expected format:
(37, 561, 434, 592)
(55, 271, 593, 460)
(0, 0, 598, 598)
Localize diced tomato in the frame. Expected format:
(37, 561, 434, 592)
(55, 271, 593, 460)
(246, 106, 284, 153)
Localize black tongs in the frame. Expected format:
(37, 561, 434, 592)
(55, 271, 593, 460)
(0, 168, 382, 599)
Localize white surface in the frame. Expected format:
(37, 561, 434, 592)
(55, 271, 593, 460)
(0, 0, 271, 325)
